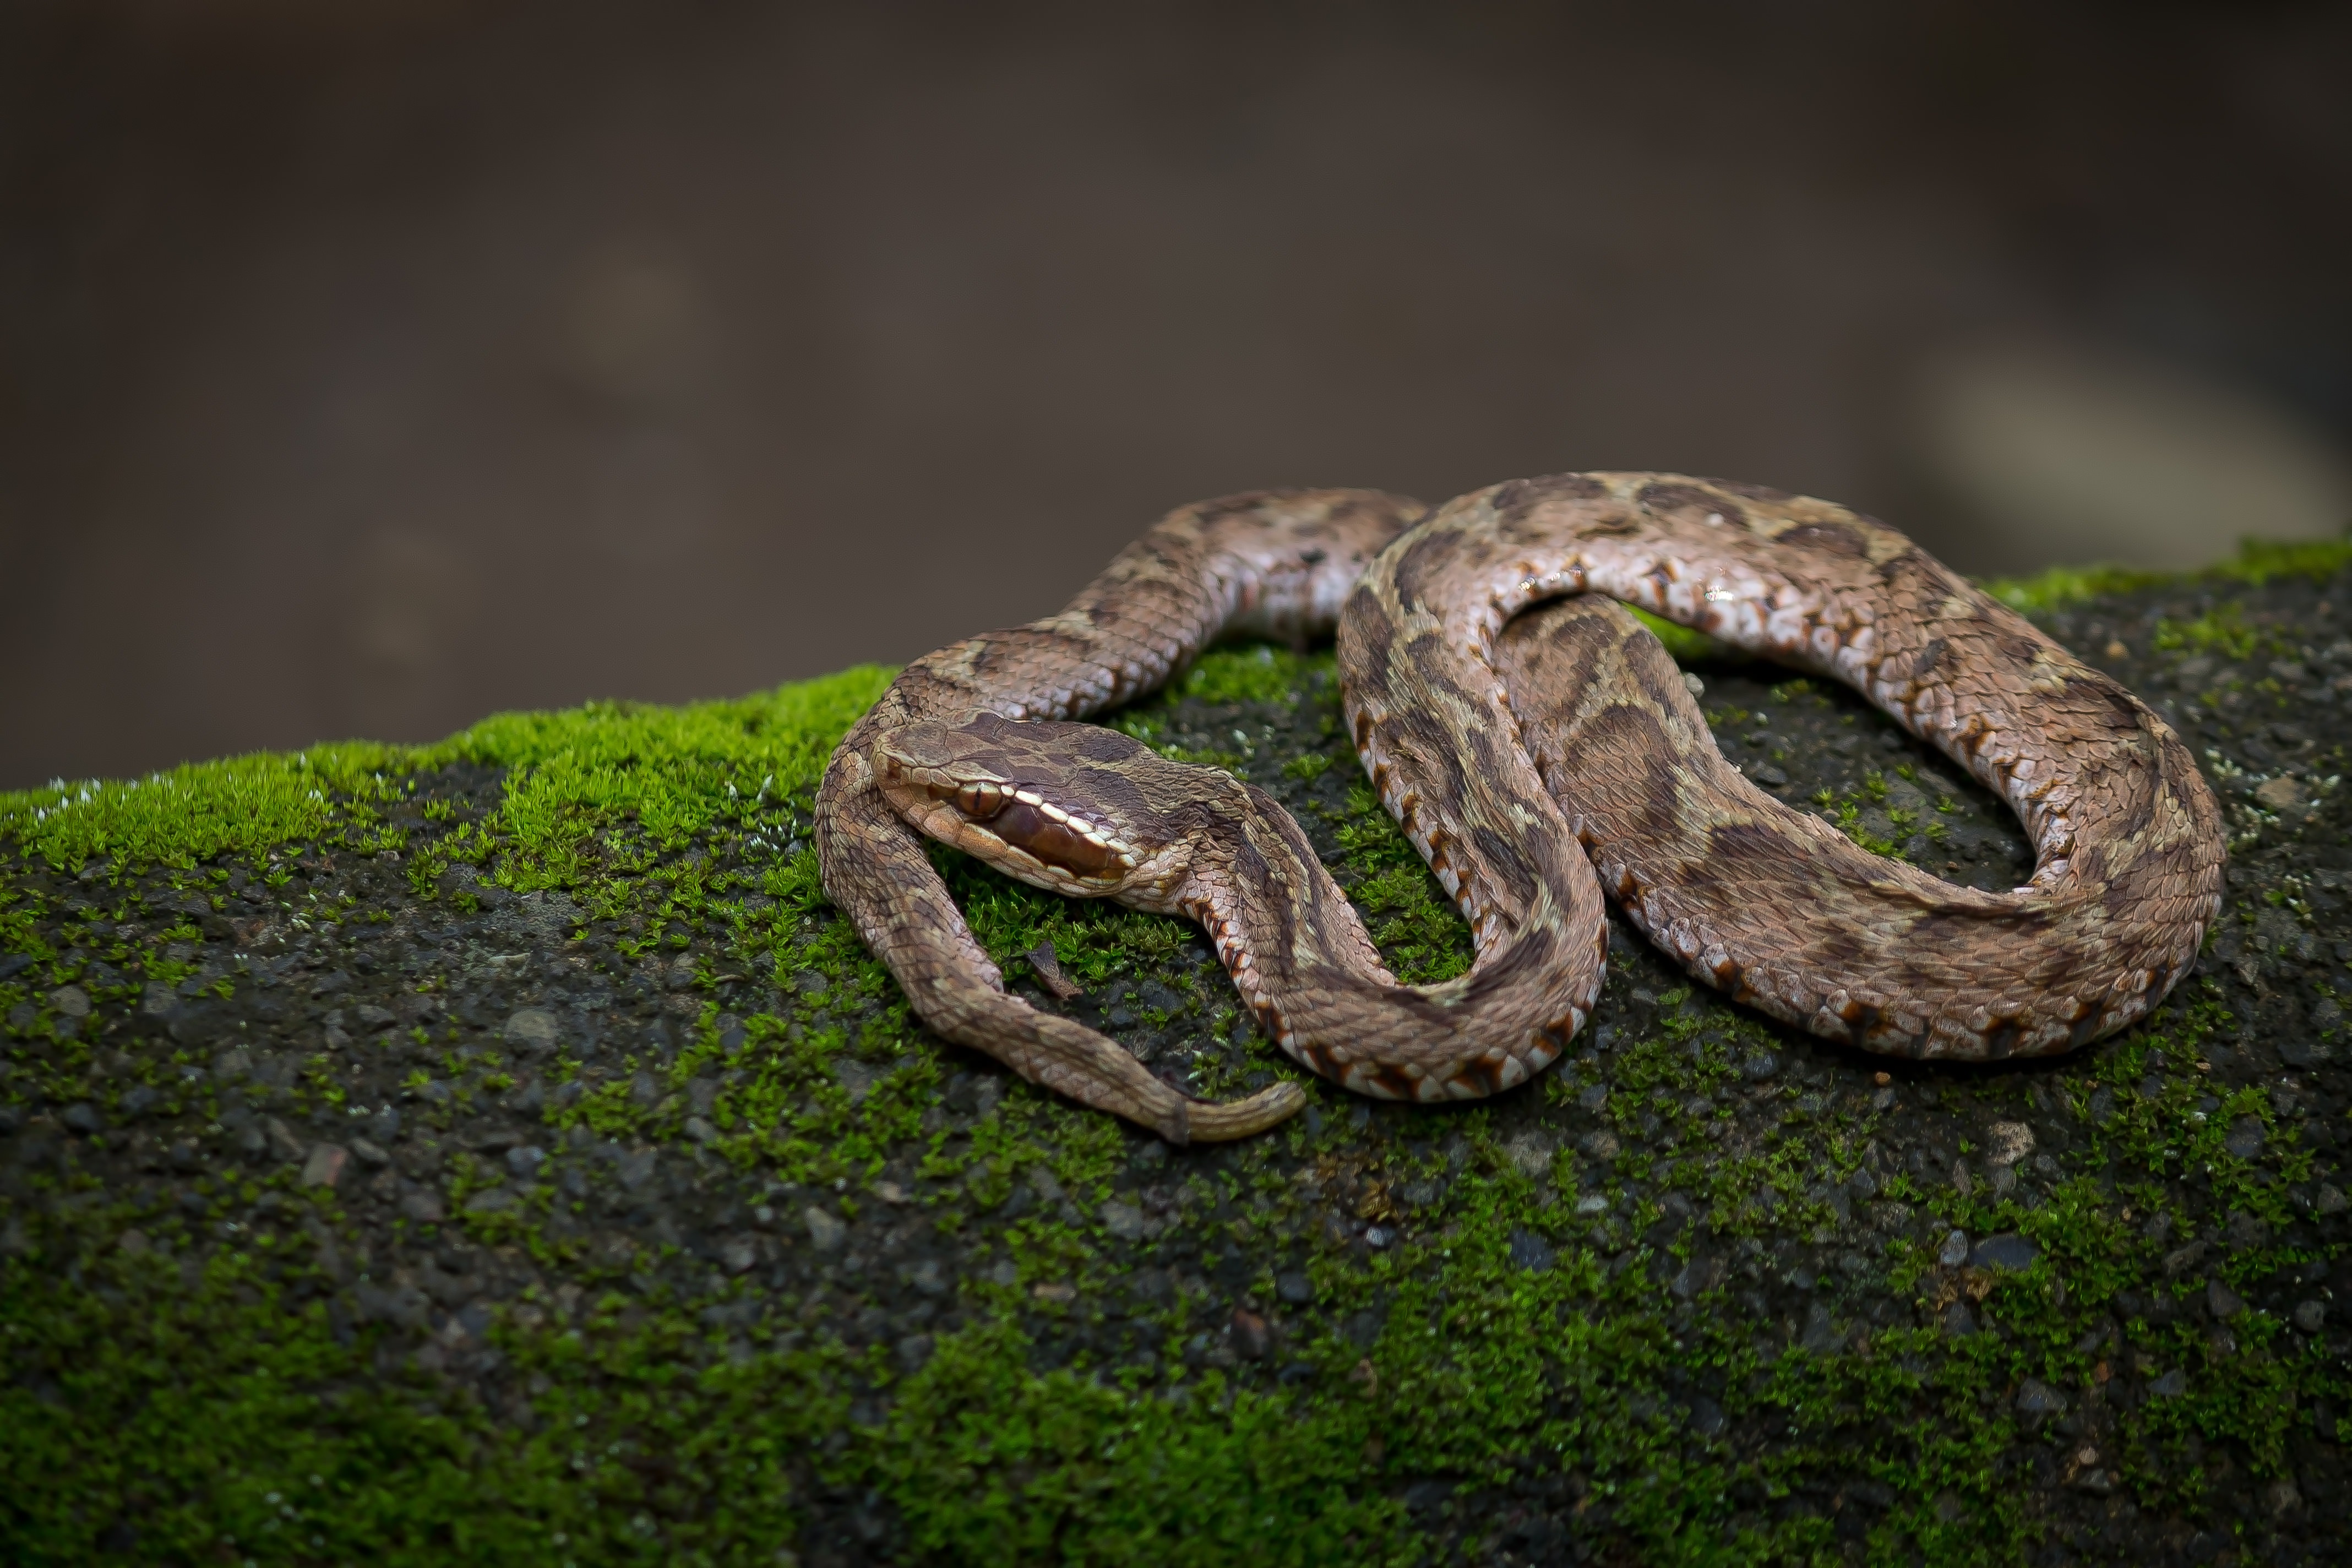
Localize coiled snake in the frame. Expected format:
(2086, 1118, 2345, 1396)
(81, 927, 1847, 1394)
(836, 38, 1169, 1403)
(814, 473, 2225, 1142)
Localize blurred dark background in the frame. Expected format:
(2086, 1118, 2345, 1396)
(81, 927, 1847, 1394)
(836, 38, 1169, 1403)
(5, 0, 2350, 790)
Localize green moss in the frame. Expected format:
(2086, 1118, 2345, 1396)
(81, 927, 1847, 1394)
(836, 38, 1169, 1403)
(1324, 785, 1475, 987)
(1985, 534, 2352, 613)
(2150, 601, 2294, 663)
(859, 1310, 1422, 1562)
(0, 667, 895, 889)
(0, 745, 407, 876)
(1624, 605, 1734, 665)
(1175, 643, 1324, 706)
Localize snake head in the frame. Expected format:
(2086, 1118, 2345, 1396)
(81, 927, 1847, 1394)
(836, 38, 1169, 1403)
(872, 714, 1157, 895)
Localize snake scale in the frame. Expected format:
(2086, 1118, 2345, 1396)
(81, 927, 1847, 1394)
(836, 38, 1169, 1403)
(814, 473, 2226, 1142)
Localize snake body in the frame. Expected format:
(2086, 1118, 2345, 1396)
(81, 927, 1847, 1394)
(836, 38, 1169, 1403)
(815, 474, 2225, 1140)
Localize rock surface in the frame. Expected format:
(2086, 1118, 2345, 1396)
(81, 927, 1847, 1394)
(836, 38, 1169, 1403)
(3, 547, 2351, 1564)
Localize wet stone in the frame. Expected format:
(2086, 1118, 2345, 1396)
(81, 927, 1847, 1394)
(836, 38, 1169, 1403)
(263, 1118, 306, 1162)
(301, 1143, 349, 1189)
(503, 1008, 560, 1053)
(804, 1207, 847, 1252)
(1671, 1255, 1725, 1300)
(1985, 1121, 2034, 1167)
(355, 1281, 430, 1331)
(614, 1150, 658, 1191)
(1509, 1229, 1557, 1272)
(1501, 1131, 1555, 1179)
(2163, 1239, 2209, 1278)
(2016, 1379, 2067, 1415)
(2224, 1116, 2267, 1159)
(835, 1059, 896, 1106)
(1969, 1233, 2038, 1272)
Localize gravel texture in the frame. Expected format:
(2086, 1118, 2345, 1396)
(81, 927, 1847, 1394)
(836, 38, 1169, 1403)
(4, 546, 2352, 1565)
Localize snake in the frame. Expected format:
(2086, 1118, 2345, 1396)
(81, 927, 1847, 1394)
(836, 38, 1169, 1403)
(814, 473, 2226, 1142)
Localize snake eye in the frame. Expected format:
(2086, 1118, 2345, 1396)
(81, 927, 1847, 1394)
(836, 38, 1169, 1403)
(955, 781, 1005, 821)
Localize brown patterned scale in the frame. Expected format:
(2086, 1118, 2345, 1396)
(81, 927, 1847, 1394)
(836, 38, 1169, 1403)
(815, 474, 2225, 1141)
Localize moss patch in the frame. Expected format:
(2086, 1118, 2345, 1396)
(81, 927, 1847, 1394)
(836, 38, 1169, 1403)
(6, 567, 2352, 1565)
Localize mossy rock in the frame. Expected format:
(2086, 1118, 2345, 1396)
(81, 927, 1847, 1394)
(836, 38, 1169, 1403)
(4, 541, 2352, 1565)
